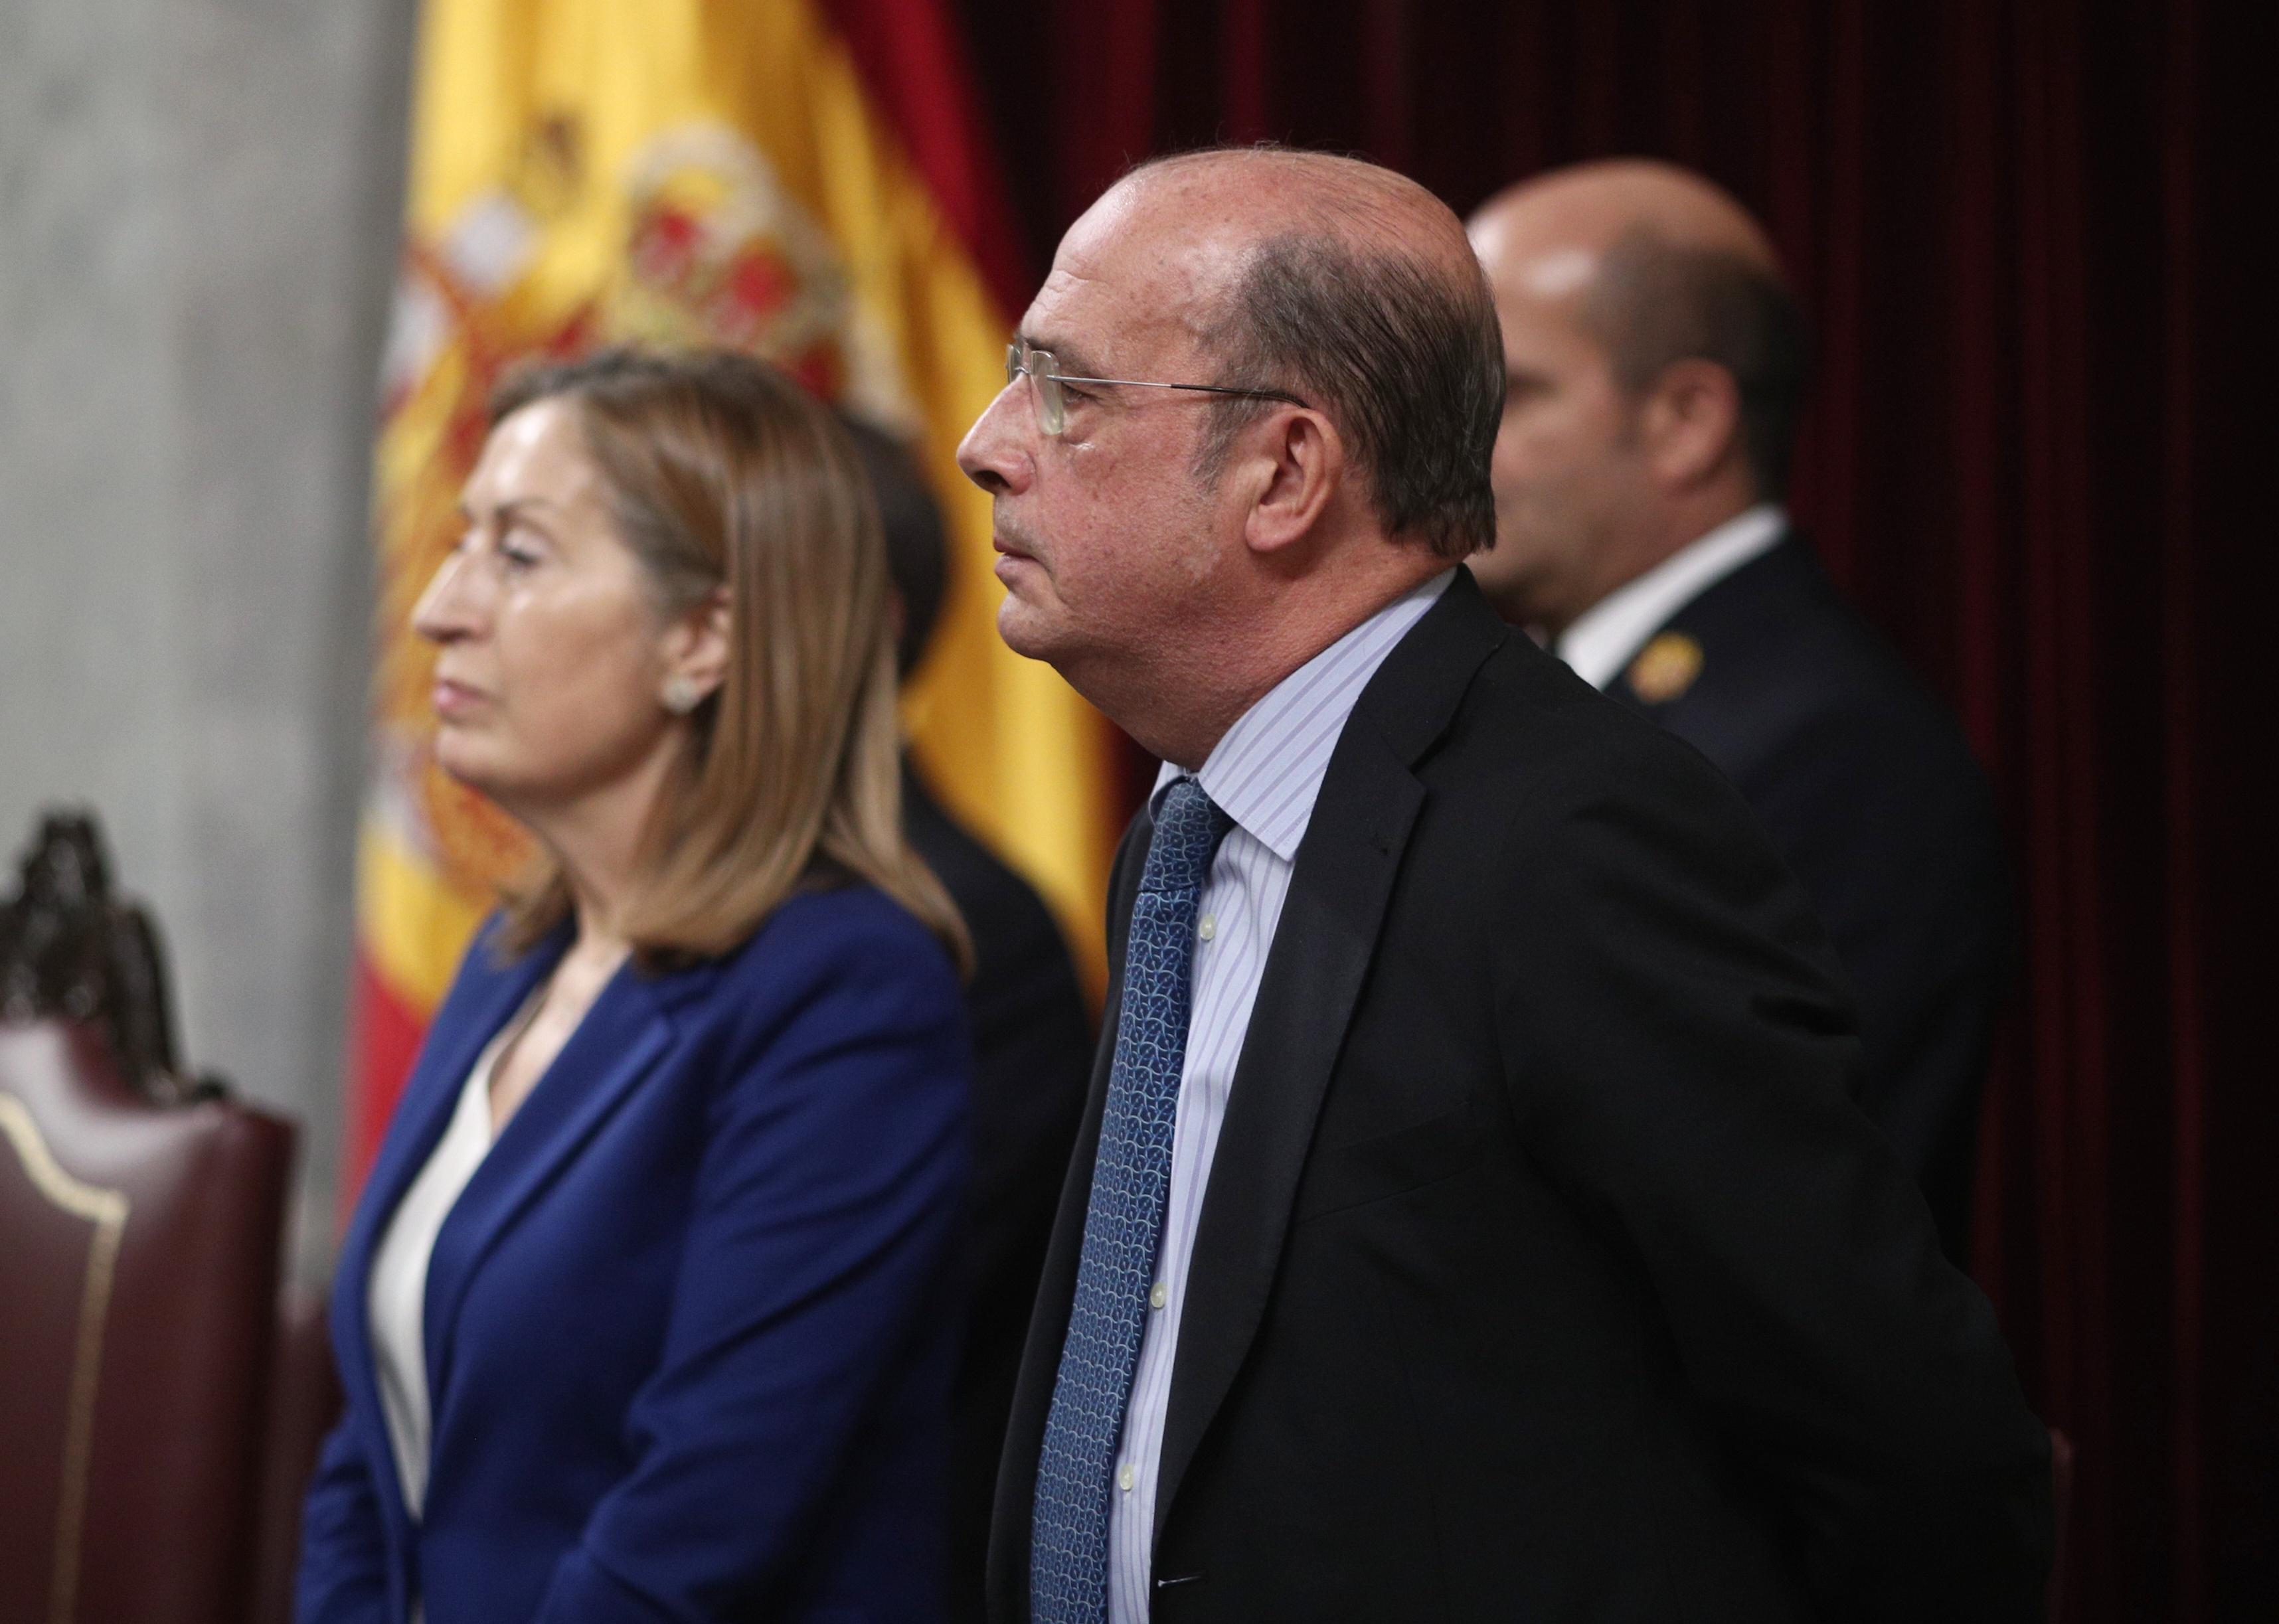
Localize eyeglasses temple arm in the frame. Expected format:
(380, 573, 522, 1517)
(1047, 374, 1309, 408)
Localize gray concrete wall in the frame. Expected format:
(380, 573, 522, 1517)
(0, 0, 420, 1279)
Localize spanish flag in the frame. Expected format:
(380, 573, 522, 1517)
(347, 0, 1118, 1197)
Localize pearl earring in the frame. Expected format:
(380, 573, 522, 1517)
(661, 675, 703, 714)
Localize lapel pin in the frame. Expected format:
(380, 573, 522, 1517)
(1626, 631, 1705, 705)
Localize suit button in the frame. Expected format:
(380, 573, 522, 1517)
(1149, 1281, 1167, 1309)
(1118, 1463, 1136, 1492)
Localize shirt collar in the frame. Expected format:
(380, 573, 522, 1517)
(1153, 570, 1454, 863)
(1555, 505, 1787, 690)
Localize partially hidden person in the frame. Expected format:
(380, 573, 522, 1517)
(839, 412, 1094, 1624)
(1467, 159, 2012, 1263)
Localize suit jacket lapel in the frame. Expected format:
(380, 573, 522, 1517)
(1153, 571, 1508, 1541)
(333, 929, 557, 1520)
(346, 934, 556, 1275)
(419, 958, 677, 1400)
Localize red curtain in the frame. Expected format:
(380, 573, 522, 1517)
(950, 1, 2275, 1617)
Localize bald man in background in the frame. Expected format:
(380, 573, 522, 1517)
(1468, 161, 2011, 1263)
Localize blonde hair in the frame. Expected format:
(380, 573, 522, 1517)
(486, 347, 970, 974)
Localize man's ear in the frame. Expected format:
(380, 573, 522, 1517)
(1241, 407, 1346, 560)
(662, 586, 733, 702)
(1640, 359, 1745, 491)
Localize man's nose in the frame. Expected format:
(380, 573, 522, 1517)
(956, 382, 1032, 497)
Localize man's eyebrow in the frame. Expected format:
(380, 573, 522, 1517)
(1019, 330, 1108, 380)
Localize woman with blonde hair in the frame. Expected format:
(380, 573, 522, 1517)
(299, 349, 973, 1624)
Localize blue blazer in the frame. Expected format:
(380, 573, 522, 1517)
(299, 885, 971, 1624)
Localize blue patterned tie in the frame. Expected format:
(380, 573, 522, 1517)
(1032, 777, 1231, 1624)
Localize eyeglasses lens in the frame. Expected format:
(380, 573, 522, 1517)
(1032, 349, 1066, 436)
(1005, 340, 1067, 435)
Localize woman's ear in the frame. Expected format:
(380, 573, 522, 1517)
(1242, 408, 1346, 560)
(661, 586, 733, 707)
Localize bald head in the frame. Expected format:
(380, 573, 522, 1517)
(1129, 146, 1485, 281)
(1093, 147, 1505, 559)
(1473, 160, 1807, 505)
(1471, 159, 1778, 279)
(1462, 160, 1811, 633)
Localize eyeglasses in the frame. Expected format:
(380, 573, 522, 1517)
(1004, 337, 1311, 437)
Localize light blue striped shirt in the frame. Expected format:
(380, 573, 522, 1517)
(1106, 568, 1454, 1623)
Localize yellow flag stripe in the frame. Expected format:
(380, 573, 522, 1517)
(357, 817, 489, 1016)
(367, 0, 1117, 1025)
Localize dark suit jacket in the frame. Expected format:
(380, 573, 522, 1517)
(904, 768, 1092, 1624)
(299, 887, 970, 1624)
(1609, 534, 2011, 1262)
(989, 570, 2051, 1623)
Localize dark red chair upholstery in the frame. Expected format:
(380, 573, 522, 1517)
(0, 813, 296, 1624)
(249, 1285, 344, 1624)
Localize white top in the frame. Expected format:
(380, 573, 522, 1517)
(367, 999, 534, 1521)
(1555, 503, 1788, 690)
(1106, 569, 1453, 1623)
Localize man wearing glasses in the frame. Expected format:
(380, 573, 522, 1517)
(959, 146, 2051, 1624)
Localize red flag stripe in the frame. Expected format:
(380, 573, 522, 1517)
(817, 0, 1036, 315)
(344, 946, 430, 1216)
